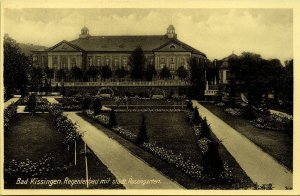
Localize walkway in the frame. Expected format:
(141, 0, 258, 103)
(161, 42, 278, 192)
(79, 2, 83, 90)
(4, 97, 20, 110)
(64, 112, 183, 189)
(192, 100, 292, 189)
(43, 96, 60, 104)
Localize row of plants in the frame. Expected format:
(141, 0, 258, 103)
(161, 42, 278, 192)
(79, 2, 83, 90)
(4, 103, 17, 132)
(4, 153, 72, 184)
(187, 104, 233, 183)
(114, 108, 186, 113)
(83, 100, 233, 184)
(215, 101, 293, 136)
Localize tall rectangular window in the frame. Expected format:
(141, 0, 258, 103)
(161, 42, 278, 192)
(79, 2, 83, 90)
(105, 56, 110, 66)
(97, 57, 101, 66)
(71, 57, 77, 67)
(88, 57, 93, 67)
(53, 56, 58, 69)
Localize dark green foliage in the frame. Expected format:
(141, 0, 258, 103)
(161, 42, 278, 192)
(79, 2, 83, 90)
(60, 83, 65, 96)
(187, 100, 193, 111)
(177, 66, 188, 80)
(200, 117, 210, 138)
(202, 140, 224, 179)
(159, 66, 171, 79)
(4, 34, 30, 96)
(241, 105, 257, 120)
(71, 66, 83, 81)
(54, 84, 59, 92)
(192, 107, 201, 125)
(115, 66, 128, 78)
(136, 113, 149, 145)
(100, 65, 112, 79)
(108, 109, 117, 128)
(145, 64, 157, 81)
(129, 46, 146, 80)
(86, 66, 99, 81)
(27, 93, 37, 115)
(82, 96, 92, 110)
(93, 98, 102, 115)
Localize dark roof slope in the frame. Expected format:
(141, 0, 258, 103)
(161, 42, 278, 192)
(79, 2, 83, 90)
(69, 35, 205, 56)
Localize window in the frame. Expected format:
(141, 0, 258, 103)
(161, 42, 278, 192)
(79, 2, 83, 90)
(225, 70, 230, 80)
(53, 56, 58, 69)
(105, 56, 110, 66)
(149, 57, 154, 65)
(97, 57, 101, 66)
(122, 57, 128, 67)
(171, 57, 175, 63)
(71, 57, 77, 67)
(160, 57, 165, 63)
(88, 57, 93, 67)
(61, 56, 68, 69)
(113, 57, 119, 70)
(170, 64, 175, 71)
(170, 45, 176, 49)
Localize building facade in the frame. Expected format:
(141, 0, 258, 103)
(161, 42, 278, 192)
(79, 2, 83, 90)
(32, 25, 207, 81)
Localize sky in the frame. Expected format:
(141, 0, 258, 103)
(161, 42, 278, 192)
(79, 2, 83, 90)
(4, 8, 293, 63)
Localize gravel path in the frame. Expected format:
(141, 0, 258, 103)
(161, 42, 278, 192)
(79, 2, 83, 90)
(64, 112, 184, 189)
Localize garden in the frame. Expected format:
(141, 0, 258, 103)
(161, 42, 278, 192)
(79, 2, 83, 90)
(4, 99, 124, 189)
(202, 101, 293, 170)
(79, 98, 254, 189)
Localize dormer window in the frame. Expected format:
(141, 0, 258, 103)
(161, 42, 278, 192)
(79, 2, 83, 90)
(170, 45, 176, 49)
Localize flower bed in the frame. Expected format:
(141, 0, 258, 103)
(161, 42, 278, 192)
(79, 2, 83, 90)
(115, 109, 186, 113)
(224, 108, 242, 116)
(251, 114, 293, 136)
(4, 103, 17, 132)
(4, 153, 71, 183)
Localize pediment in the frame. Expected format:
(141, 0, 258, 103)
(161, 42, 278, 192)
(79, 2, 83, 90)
(47, 41, 83, 52)
(154, 41, 189, 52)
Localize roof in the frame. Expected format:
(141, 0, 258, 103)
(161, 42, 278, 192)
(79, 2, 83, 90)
(220, 53, 238, 69)
(33, 35, 206, 56)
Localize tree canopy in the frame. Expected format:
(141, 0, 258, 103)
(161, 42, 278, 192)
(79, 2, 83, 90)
(129, 46, 146, 80)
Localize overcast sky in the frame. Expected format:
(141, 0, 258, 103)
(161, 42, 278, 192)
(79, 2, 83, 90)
(4, 8, 293, 63)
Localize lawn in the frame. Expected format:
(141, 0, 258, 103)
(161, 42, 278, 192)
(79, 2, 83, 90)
(201, 103, 293, 171)
(4, 114, 124, 189)
(79, 112, 253, 189)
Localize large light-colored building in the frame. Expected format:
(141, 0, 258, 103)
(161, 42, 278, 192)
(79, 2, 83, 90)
(32, 25, 207, 80)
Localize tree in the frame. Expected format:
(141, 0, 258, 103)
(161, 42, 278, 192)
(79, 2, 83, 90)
(202, 140, 224, 179)
(108, 109, 117, 128)
(115, 66, 128, 79)
(4, 34, 30, 96)
(159, 66, 171, 79)
(56, 68, 66, 82)
(29, 67, 43, 92)
(85, 66, 98, 81)
(200, 117, 210, 138)
(71, 66, 83, 81)
(60, 83, 65, 96)
(82, 96, 92, 110)
(188, 57, 206, 100)
(100, 65, 112, 79)
(129, 46, 146, 80)
(192, 107, 201, 125)
(136, 113, 149, 145)
(177, 66, 188, 80)
(27, 93, 37, 115)
(93, 98, 102, 115)
(145, 64, 157, 81)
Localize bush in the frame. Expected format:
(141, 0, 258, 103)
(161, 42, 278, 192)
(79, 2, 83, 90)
(108, 109, 117, 128)
(4, 103, 17, 132)
(93, 98, 102, 115)
(136, 113, 149, 145)
(187, 100, 193, 111)
(27, 93, 37, 115)
(192, 107, 201, 125)
(60, 83, 65, 96)
(241, 105, 257, 120)
(82, 96, 92, 110)
(200, 117, 211, 138)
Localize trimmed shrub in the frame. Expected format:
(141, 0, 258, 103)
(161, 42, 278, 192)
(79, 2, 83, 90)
(108, 109, 117, 128)
(93, 98, 102, 115)
(241, 105, 257, 120)
(200, 117, 211, 138)
(27, 93, 37, 115)
(136, 113, 149, 145)
(82, 96, 92, 110)
(192, 107, 201, 125)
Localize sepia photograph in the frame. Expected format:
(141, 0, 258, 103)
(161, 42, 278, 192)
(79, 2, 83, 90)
(1, 0, 299, 195)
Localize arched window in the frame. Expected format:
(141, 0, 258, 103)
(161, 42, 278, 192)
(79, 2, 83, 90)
(170, 45, 176, 49)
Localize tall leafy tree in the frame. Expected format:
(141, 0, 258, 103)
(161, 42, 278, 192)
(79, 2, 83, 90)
(71, 66, 83, 81)
(188, 57, 206, 99)
(136, 113, 149, 145)
(115, 66, 128, 79)
(4, 34, 30, 96)
(145, 64, 157, 81)
(129, 46, 146, 80)
(177, 66, 188, 80)
(100, 65, 112, 79)
(159, 66, 171, 79)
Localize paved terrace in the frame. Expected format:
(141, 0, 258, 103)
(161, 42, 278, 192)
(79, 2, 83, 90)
(51, 80, 191, 87)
